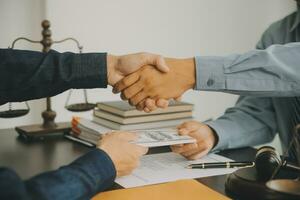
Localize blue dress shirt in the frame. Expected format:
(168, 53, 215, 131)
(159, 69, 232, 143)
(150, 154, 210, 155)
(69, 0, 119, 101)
(195, 7, 300, 157)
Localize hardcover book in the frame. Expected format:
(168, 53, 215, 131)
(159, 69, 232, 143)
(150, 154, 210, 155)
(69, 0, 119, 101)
(96, 100, 193, 117)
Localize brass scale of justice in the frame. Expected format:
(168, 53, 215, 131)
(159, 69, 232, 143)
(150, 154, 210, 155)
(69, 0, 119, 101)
(0, 20, 95, 138)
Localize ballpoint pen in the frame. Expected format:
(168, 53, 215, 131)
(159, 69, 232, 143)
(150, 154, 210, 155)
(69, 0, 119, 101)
(186, 161, 255, 169)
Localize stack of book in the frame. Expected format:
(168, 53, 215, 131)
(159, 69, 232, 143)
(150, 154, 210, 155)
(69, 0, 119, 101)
(70, 117, 196, 147)
(67, 100, 194, 147)
(93, 100, 193, 130)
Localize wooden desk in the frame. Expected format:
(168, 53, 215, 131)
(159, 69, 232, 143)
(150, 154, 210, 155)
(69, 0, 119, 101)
(0, 128, 256, 197)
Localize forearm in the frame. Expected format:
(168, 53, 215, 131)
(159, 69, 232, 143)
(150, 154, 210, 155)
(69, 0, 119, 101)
(195, 42, 300, 97)
(164, 57, 196, 91)
(0, 49, 107, 104)
(206, 96, 277, 151)
(24, 149, 116, 200)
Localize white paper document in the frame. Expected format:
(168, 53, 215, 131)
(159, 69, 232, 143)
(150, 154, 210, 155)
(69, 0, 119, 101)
(116, 152, 236, 188)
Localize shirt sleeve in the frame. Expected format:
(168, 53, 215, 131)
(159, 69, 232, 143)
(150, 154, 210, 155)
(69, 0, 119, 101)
(206, 96, 277, 151)
(0, 149, 116, 200)
(0, 49, 107, 105)
(195, 42, 300, 97)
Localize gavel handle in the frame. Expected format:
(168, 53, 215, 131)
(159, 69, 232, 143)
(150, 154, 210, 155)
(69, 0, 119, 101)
(283, 161, 300, 173)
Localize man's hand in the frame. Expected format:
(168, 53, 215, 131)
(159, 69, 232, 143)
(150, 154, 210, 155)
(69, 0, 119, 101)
(107, 53, 169, 86)
(142, 98, 180, 113)
(171, 121, 217, 160)
(98, 132, 148, 177)
(113, 58, 196, 108)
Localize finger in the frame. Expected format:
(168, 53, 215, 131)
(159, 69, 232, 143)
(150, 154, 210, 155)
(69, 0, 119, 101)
(120, 93, 127, 101)
(128, 99, 134, 107)
(177, 121, 199, 132)
(177, 122, 197, 135)
(177, 121, 192, 130)
(119, 166, 136, 177)
(178, 129, 202, 141)
(181, 148, 201, 157)
(143, 53, 169, 73)
(137, 100, 146, 111)
(144, 98, 158, 111)
(187, 150, 209, 160)
(174, 96, 182, 101)
(171, 143, 197, 154)
(131, 144, 149, 156)
(136, 146, 149, 156)
(176, 124, 184, 129)
(170, 145, 183, 153)
(177, 128, 189, 135)
(113, 72, 140, 94)
(156, 99, 169, 108)
(122, 80, 144, 100)
(195, 140, 214, 153)
(180, 143, 198, 152)
(129, 91, 148, 106)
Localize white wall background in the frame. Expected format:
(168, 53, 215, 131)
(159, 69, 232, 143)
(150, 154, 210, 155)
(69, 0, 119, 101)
(0, 0, 46, 128)
(0, 0, 297, 151)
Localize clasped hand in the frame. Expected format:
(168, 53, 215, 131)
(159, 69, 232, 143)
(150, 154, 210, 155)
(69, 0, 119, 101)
(112, 57, 196, 112)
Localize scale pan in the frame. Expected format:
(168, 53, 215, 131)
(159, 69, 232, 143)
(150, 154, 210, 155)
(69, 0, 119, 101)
(65, 103, 95, 112)
(266, 179, 300, 196)
(0, 109, 30, 118)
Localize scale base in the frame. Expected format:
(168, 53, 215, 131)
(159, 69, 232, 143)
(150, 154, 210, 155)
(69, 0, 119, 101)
(225, 167, 299, 200)
(15, 122, 71, 140)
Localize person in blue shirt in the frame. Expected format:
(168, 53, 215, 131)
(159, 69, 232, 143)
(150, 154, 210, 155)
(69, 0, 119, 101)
(0, 50, 169, 200)
(115, 1, 300, 160)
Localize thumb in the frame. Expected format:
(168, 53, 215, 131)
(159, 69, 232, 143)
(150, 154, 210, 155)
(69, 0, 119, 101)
(156, 99, 169, 108)
(144, 53, 169, 73)
(155, 55, 169, 73)
(174, 96, 182, 101)
(138, 146, 149, 156)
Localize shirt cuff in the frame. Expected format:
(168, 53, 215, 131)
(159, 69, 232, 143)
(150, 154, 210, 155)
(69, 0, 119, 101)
(194, 56, 226, 91)
(71, 148, 116, 193)
(71, 52, 108, 89)
(205, 120, 230, 151)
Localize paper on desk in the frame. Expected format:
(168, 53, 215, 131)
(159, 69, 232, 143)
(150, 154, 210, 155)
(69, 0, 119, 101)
(116, 152, 236, 188)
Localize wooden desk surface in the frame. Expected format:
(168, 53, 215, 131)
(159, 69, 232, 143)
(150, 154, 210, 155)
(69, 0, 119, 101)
(0, 128, 256, 197)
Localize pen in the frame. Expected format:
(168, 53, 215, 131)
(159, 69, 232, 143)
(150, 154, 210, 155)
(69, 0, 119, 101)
(186, 161, 255, 169)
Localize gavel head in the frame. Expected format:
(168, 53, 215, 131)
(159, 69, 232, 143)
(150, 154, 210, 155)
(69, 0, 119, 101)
(255, 146, 282, 181)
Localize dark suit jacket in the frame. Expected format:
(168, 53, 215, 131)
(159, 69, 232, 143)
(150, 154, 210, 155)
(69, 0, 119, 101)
(0, 49, 107, 104)
(0, 49, 116, 200)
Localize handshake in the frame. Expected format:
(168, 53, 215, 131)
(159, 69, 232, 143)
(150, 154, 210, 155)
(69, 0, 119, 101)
(107, 53, 196, 111)
(100, 52, 216, 177)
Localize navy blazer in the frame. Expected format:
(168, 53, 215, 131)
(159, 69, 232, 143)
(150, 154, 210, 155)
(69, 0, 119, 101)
(0, 49, 116, 199)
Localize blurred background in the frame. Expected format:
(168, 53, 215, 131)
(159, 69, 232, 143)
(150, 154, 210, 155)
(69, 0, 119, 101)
(0, 0, 297, 151)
